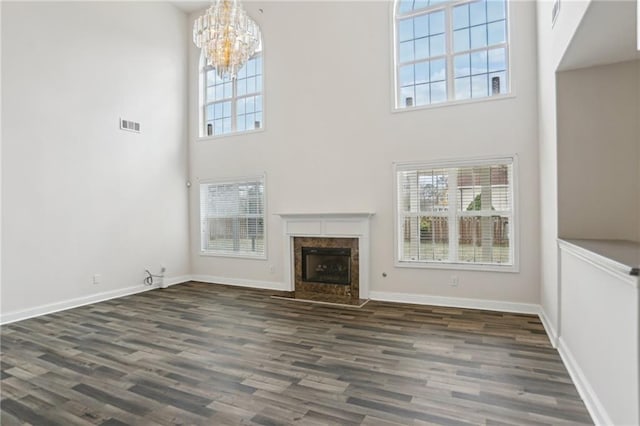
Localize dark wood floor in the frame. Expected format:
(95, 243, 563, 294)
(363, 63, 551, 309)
(1, 281, 592, 425)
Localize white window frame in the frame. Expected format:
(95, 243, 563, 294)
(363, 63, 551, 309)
(392, 0, 511, 111)
(198, 49, 264, 139)
(199, 174, 267, 260)
(394, 156, 518, 272)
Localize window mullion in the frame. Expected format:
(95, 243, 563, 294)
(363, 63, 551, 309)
(231, 78, 237, 132)
(445, 4, 455, 102)
(203, 69, 210, 136)
(447, 168, 458, 262)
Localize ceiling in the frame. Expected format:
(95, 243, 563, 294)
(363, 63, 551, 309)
(558, 0, 640, 71)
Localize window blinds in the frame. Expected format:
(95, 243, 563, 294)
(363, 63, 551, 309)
(397, 159, 513, 266)
(200, 176, 265, 257)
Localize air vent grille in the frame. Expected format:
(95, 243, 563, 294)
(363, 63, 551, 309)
(120, 118, 141, 133)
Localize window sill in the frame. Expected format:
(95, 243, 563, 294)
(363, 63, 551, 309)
(200, 251, 267, 260)
(395, 260, 518, 273)
(392, 93, 515, 114)
(197, 127, 265, 142)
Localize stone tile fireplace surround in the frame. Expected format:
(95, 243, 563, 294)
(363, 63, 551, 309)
(294, 236, 359, 299)
(277, 213, 374, 301)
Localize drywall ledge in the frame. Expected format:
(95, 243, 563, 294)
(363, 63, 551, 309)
(561, 239, 639, 279)
(558, 239, 639, 425)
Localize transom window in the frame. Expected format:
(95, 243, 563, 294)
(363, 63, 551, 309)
(201, 52, 263, 137)
(395, 157, 515, 270)
(394, 0, 509, 109)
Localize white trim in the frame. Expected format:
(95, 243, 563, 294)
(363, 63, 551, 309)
(395, 154, 515, 170)
(190, 274, 287, 291)
(161, 275, 192, 289)
(557, 337, 612, 426)
(197, 127, 265, 142)
(393, 155, 518, 272)
(394, 260, 518, 273)
(199, 173, 267, 260)
(198, 251, 268, 260)
(538, 306, 558, 348)
(276, 212, 375, 220)
(558, 239, 638, 286)
(0, 276, 191, 325)
(369, 290, 539, 315)
(392, 92, 516, 114)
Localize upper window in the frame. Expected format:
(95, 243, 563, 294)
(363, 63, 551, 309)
(394, 0, 509, 109)
(200, 50, 263, 138)
(395, 157, 515, 270)
(200, 176, 266, 259)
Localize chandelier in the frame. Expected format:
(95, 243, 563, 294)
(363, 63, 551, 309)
(193, 0, 261, 80)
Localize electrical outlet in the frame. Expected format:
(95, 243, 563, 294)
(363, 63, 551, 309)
(450, 275, 459, 287)
(93, 274, 101, 285)
(269, 265, 275, 274)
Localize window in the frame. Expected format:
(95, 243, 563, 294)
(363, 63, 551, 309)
(395, 157, 515, 270)
(200, 51, 263, 137)
(200, 176, 266, 258)
(394, 0, 509, 108)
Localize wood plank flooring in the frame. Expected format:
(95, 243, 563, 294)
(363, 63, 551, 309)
(1, 281, 592, 425)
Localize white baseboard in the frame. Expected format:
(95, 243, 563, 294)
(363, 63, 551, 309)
(538, 307, 558, 348)
(369, 291, 540, 315)
(0, 276, 191, 325)
(160, 275, 193, 288)
(190, 275, 288, 291)
(557, 337, 611, 426)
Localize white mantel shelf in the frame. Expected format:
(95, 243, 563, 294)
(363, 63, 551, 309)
(277, 212, 374, 297)
(276, 213, 375, 219)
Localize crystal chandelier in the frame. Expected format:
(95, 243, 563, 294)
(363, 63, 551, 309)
(193, 0, 261, 80)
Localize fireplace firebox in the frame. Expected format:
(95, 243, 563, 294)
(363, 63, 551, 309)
(302, 247, 351, 285)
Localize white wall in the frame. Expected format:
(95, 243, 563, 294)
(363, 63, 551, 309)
(188, 1, 541, 307)
(1, 2, 190, 320)
(0, 2, 3, 305)
(557, 60, 640, 242)
(535, 0, 591, 339)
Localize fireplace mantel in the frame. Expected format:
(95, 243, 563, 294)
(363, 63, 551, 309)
(276, 213, 374, 298)
(277, 212, 375, 219)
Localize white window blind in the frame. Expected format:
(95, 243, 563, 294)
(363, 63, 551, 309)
(396, 158, 514, 268)
(200, 176, 266, 258)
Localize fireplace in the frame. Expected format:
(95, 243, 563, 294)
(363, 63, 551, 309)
(277, 212, 374, 302)
(294, 237, 359, 299)
(302, 247, 351, 285)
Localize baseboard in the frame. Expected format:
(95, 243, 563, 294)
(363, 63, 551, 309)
(538, 307, 558, 348)
(368, 291, 540, 315)
(557, 337, 610, 426)
(190, 275, 288, 291)
(161, 275, 193, 288)
(0, 276, 191, 325)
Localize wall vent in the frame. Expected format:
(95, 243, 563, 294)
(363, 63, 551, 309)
(120, 118, 141, 133)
